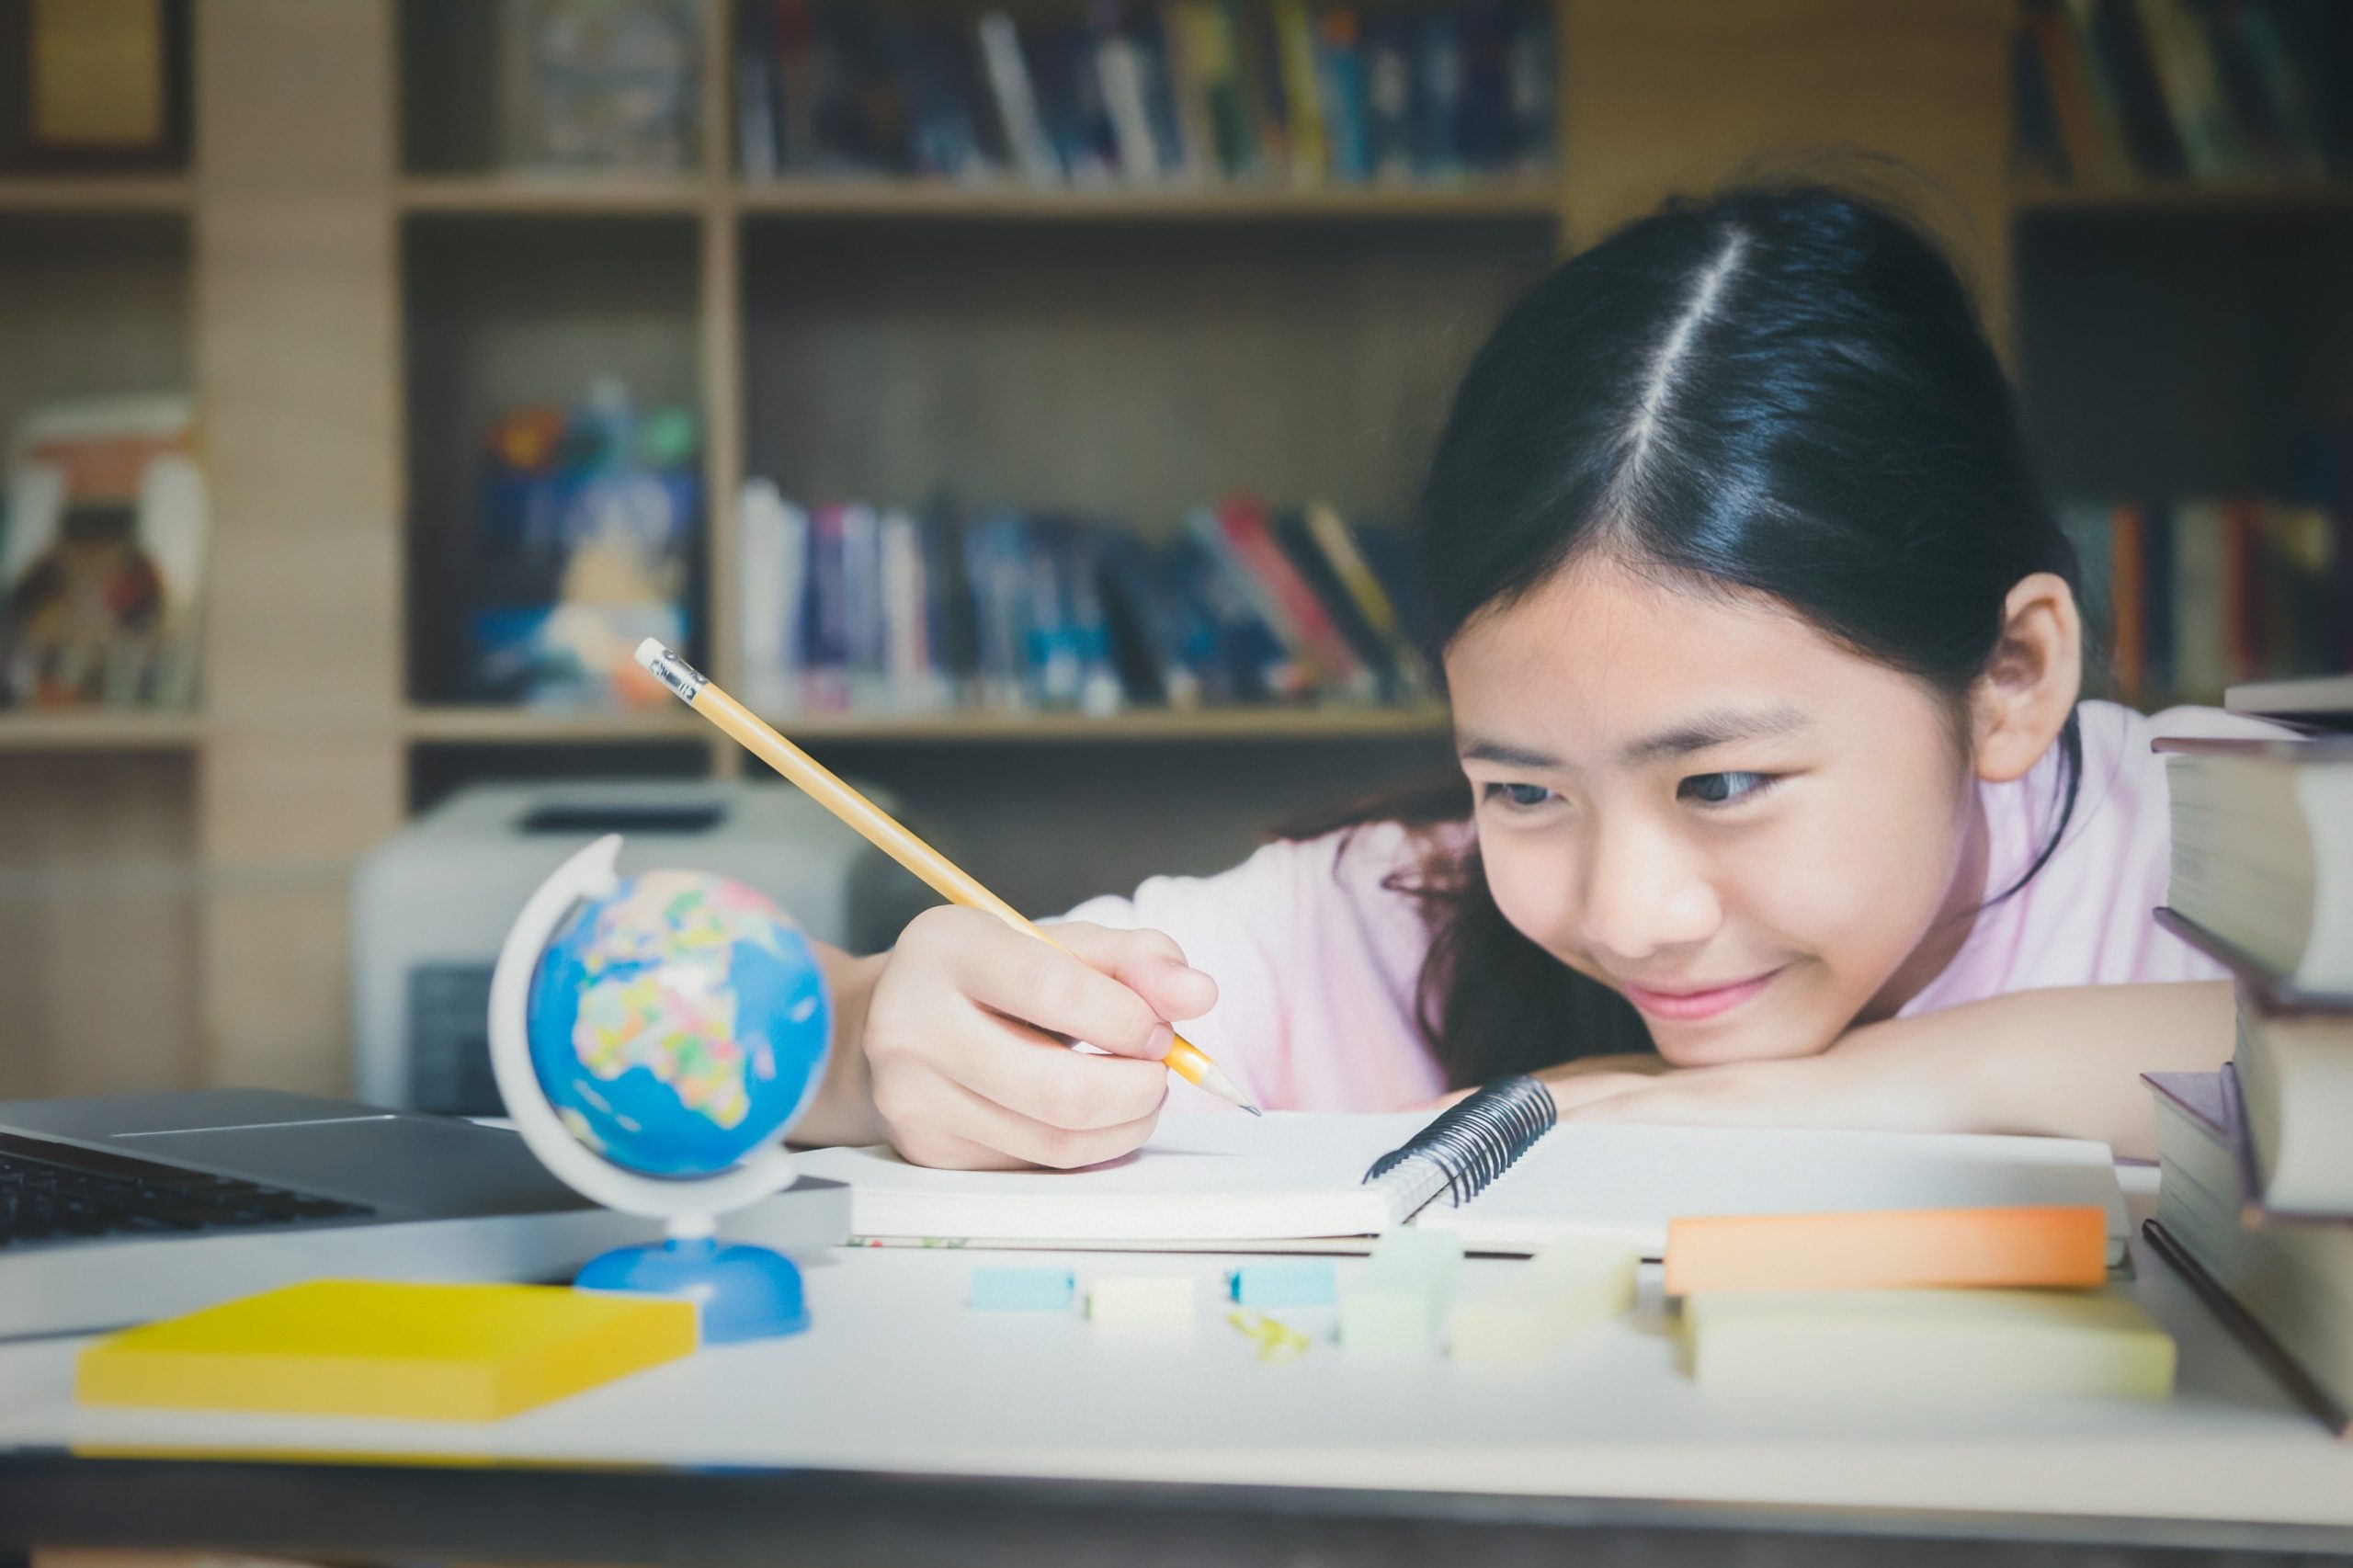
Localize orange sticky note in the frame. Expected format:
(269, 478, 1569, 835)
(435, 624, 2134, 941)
(1663, 1207, 2108, 1297)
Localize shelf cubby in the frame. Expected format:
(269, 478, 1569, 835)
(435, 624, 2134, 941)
(2017, 205, 2353, 502)
(401, 211, 708, 703)
(0, 211, 189, 469)
(406, 739, 716, 816)
(738, 213, 1556, 529)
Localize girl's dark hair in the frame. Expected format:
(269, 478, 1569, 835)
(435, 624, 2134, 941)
(1302, 176, 2086, 1090)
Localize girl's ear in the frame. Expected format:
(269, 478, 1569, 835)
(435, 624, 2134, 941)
(1971, 572, 2084, 785)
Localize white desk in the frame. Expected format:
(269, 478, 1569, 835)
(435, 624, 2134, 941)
(3, 1166, 2351, 1554)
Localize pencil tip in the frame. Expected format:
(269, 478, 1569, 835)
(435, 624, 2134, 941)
(1242, 1103, 1264, 1118)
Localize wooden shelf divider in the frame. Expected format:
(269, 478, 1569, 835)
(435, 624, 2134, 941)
(393, 173, 1564, 222)
(2012, 175, 2353, 214)
(0, 710, 204, 751)
(401, 703, 1452, 746)
(0, 176, 193, 214)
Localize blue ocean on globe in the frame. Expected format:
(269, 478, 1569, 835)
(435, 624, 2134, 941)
(524, 869, 831, 1177)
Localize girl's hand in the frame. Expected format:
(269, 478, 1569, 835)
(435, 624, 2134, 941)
(856, 907, 1218, 1171)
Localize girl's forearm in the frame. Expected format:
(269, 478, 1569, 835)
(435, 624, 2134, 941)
(789, 943, 891, 1148)
(1861, 980, 2235, 1159)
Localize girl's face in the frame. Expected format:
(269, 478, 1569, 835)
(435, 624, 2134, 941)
(1445, 551, 1988, 1067)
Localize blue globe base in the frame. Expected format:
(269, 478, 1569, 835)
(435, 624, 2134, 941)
(574, 1235, 811, 1343)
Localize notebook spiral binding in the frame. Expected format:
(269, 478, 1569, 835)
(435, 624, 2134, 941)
(1362, 1074, 1556, 1208)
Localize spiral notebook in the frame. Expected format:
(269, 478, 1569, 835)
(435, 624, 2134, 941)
(792, 1077, 2131, 1261)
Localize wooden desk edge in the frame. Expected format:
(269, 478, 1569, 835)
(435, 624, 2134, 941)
(3, 1452, 2351, 1566)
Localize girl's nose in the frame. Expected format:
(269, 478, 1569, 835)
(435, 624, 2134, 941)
(1575, 818, 1722, 964)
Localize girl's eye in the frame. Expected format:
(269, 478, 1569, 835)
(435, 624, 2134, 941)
(1680, 771, 1779, 806)
(1482, 781, 1556, 811)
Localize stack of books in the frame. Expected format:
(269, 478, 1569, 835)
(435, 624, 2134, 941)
(735, 483, 1436, 721)
(733, 2, 1555, 190)
(2143, 672, 2353, 1435)
(2012, 0, 2352, 187)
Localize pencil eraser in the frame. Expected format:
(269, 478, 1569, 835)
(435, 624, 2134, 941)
(1228, 1262, 1337, 1309)
(1449, 1240, 1638, 1364)
(1338, 1229, 1464, 1353)
(1086, 1276, 1196, 1328)
(969, 1267, 1075, 1312)
(1370, 1226, 1464, 1286)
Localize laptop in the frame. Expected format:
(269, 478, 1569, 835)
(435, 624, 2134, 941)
(0, 1088, 847, 1339)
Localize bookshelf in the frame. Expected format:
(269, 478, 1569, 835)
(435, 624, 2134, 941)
(42, 0, 2346, 1100)
(0, 17, 200, 1096)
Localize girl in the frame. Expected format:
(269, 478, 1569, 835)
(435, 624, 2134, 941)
(790, 179, 2271, 1171)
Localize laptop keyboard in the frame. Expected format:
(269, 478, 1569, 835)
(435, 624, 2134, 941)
(0, 1130, 373, 1246)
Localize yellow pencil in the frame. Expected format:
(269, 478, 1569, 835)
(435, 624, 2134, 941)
(635, 640, 1262, 1116)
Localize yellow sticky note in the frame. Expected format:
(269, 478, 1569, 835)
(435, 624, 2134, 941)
(1450, 1238, 1638, 1363)
(1086, 1275, 1196, 1327)
(77, 1279, 699, 1422)
(1683, 1288, 2175, 1399)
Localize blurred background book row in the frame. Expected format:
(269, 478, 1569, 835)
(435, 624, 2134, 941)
(2060, 419, 2350, 706)
(730, 484, 1433, 722)
(732, 1, 1556, 191)
(2011, 0, 2353, 188)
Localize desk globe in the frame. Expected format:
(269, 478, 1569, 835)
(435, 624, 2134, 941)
(488, 834, 831, 1342)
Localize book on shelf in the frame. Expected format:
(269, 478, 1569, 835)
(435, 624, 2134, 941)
(2155, 733, 2353, 994)
(733, 2, 1556, 191)
(463, 377, 699, 712)
(1, 393, 205, 711)
(0, 0, 187, 173)
(494, 0, 702, 175)
(2056, 494, 2344, 706)
(2143, 1067, 2353, 1437)
(733, 483, 1434, 722)
(2012, 0, 2349, 187)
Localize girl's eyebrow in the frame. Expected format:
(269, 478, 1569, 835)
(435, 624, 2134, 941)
(1457, 735, 1562, 768)
(1620, 704, 1810, 766)
(1457, 704, 1810, 773)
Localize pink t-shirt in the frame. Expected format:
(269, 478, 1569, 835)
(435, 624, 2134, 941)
(1061, 700, 2278, 1113)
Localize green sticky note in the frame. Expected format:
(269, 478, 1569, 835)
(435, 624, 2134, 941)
(1339, 1228, 1464, 1353)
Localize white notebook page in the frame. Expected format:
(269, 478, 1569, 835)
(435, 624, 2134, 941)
(792, 1112, 2127, 1258)
(1419, 1122, 2130, 1262)
(792, 1111, 1427, 1242)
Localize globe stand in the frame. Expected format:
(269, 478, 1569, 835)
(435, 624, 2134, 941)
(571, 1228, 810, 1345)
(487, 834, 824, 1344)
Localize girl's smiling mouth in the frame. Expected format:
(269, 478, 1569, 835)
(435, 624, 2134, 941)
(1618, 966, 1786, 1021)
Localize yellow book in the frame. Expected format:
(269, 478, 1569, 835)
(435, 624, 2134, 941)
(1683, 1288, 2175, 1400)
(31, 0, 165, 147)
(1271, 0, 1325, 186)
(77, 1280, 698, 1423)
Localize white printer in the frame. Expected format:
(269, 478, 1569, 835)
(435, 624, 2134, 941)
(352, 780, 931, 1115)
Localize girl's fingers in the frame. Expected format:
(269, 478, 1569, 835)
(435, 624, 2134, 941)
(899, 1064, 1163, 1171)
(907, 909, 1175, 1060)
(1042, 920, 1219, 1023)
(943, 1006, 1172, 1132)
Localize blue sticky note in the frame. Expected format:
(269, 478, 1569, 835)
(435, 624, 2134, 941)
(969, 1267, 1076, 1312)
(1228, 1261, 1337, 1309)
